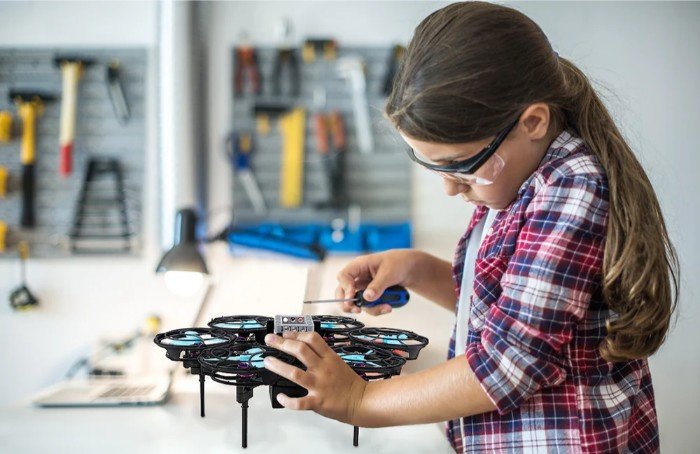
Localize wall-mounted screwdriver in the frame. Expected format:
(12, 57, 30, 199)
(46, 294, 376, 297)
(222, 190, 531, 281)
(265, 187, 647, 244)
(303, 285, 410, 308)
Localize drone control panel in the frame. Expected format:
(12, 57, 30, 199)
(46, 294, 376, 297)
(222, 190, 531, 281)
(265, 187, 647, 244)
(154, 314, 428, 449)
(274, 314, 314, 334)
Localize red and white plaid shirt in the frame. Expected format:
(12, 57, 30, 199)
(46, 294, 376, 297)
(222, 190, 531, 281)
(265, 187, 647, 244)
(447, 130, 659, 452)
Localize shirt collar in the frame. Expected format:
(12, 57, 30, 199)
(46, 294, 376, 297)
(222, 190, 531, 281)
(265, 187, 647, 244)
(515, 128, 585, 197)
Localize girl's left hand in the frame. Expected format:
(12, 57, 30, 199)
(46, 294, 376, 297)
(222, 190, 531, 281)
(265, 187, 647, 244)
(263, 331, 367, 425)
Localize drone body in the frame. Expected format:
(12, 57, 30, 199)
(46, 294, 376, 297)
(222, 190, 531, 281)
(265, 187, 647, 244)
(154, 314, 428, 448)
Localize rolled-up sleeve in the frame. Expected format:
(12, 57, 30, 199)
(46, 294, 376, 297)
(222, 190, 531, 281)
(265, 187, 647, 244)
(466, 174, 608, 414)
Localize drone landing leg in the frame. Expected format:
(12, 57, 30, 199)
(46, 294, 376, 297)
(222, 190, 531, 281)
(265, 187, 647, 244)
(199, 372, 206, 417)
(236, 386, 254, 449)
(353, 425, 359, 447)
(242, 400, 249, 448)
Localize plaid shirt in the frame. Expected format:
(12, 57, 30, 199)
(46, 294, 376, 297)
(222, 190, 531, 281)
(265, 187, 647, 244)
(446, 130, 659, 453)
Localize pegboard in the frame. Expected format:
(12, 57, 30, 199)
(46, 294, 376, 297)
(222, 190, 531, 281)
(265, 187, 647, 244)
(0, 48, 147, 258)
(230, 46, 411, 225)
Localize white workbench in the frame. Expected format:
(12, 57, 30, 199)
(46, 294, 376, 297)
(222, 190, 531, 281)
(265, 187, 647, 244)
(0, 375, 453, 453)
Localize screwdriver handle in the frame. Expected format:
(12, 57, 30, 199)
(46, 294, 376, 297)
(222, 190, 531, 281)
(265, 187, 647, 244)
(355, 285, 409, 308)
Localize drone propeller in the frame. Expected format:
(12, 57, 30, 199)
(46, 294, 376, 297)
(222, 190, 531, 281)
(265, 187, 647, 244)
(153, 327, 236, 362)
(312, 315, 365, 334)
(333, 344, 406, 380)
(208, 315, 272, 343)
(348, 327, 429, 360)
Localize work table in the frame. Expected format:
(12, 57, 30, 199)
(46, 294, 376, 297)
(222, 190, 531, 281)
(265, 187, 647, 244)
(0, 375, 453, 453)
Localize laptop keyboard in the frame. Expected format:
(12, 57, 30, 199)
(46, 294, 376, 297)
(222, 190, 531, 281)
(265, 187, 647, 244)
(98, 385, 155, 399)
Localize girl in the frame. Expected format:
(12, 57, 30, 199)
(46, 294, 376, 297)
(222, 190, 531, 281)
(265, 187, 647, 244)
(261, 2, 679, 452)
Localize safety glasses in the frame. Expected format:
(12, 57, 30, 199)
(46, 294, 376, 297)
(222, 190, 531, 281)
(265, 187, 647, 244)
(405, 116, 519, 185)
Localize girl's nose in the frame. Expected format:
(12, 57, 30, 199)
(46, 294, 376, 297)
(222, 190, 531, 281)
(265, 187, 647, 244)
(443, 176, 469, 196)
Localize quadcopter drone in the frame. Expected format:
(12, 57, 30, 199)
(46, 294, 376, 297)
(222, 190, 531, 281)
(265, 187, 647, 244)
(154, 314, 429, 448)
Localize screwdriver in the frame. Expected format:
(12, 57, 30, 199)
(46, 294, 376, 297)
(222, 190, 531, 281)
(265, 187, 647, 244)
(303, 285, 410, 308)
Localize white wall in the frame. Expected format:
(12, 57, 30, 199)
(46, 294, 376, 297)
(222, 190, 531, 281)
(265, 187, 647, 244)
(0, 1, 698, 451)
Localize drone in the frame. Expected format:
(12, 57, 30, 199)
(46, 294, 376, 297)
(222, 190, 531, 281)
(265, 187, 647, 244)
(154, 314, 429, 448)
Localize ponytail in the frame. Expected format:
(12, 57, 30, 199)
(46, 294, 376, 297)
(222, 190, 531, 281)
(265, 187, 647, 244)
(557, 58, 679, 362)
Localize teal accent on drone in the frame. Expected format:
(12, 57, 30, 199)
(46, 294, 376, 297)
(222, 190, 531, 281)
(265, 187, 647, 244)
(163, 330, 228, 347)
(357, 333, 408, 346)
(339, 352, 381, 368)
(214, 320, 264, 329)
(203, 347, 266, 368)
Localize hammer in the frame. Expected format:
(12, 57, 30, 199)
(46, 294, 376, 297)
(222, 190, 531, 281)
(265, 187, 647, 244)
(9, 90, 56, 228)
(54, 56, 95, 177)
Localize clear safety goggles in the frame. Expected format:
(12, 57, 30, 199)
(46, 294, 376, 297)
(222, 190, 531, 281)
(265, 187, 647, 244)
(405, 116, 518, 186)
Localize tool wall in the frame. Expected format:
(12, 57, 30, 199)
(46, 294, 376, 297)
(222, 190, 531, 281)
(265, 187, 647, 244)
(230, 46, 411, 254)
(0, 48, 147, 258)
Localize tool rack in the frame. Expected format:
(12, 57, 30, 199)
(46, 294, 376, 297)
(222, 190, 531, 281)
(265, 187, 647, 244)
(229, 46, 412, 254)
(0, 48, 147, 258)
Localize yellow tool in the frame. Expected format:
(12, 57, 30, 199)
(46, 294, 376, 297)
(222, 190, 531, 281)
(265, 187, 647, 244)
(279, 108, 306, 208)
(0, 110, 12, 143)
(0, 221, 7, 253)
(0, 166, 8, 198)
(18, 100, 41, 166)
(10, 90, 56, 227)
(302, 39, 338, 63)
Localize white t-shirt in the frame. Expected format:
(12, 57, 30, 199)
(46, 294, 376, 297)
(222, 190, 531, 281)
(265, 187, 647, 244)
(455, 209, 500, 357)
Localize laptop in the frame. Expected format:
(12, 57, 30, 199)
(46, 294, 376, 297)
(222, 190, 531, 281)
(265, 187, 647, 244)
(32, 372, 173, 408)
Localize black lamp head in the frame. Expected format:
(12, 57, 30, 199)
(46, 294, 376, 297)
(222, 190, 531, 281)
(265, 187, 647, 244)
(156, 208, 209, 274)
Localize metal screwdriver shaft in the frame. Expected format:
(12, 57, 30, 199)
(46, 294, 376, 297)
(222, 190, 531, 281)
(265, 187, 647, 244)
(303, 285, 410, 309)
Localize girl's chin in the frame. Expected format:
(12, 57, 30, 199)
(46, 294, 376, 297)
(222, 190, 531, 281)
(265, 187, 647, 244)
(460, 194, 483, 205)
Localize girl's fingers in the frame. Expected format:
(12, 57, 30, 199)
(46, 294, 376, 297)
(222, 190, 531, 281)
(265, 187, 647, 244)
(336, 268, 359, 297)
(275, 393, 316, 411)
(294, 331, 333, 357)
(335, 285, 358, 313)
(263, 356, 313, 389)
(345, 300, 361, 314)
(362, 267, 394, 303)
(265, 334, 321, 368)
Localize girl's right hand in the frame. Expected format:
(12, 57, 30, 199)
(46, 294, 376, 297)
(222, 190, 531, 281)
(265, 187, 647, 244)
(335, 249, 419, 316)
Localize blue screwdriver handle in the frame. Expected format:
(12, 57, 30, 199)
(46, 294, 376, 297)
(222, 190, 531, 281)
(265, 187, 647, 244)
(355, 285, 410, 308)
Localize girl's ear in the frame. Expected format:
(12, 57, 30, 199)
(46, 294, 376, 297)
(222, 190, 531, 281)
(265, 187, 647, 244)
(520, 103, 551, 140)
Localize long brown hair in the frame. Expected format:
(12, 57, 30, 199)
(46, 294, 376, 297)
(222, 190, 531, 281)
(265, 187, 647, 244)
(386, 1, 679, 362)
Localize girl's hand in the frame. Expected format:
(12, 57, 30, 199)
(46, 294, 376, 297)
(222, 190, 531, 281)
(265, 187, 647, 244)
(335, 249, 420, 316)
(263, 331, 367, 425)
